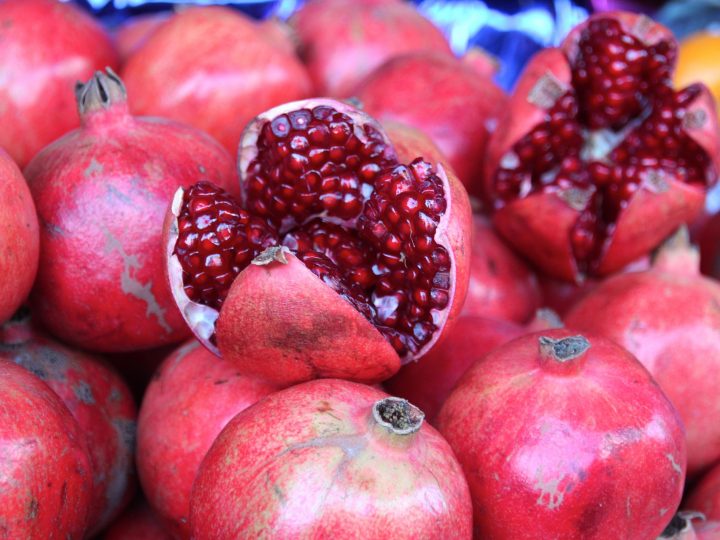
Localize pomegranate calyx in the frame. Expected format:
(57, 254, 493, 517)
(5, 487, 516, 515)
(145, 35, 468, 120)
(372, 397, 424, 435)
(252, 246, 291, 266)
(539, 335, 590, 363)
(75, 67, 127, 116)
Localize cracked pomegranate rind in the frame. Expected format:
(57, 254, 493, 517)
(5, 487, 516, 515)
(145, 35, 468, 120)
(484, 12, 720, 281)
(165, 99, 471, 385)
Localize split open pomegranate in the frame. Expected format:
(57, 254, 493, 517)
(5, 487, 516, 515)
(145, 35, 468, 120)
(484, 12, 720, 281)
(165, 99, 471, 385)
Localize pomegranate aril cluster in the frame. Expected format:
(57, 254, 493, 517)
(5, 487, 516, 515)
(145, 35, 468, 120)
(244, 106, 396, 231)
(493, 15, 714, 273)
(175, 182, 278, 309)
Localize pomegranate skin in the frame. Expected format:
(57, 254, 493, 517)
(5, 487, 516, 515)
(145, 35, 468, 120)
(291, 0, 452, 97)
(103, 500, 172, 540)
(565, 233, 720, 475)
(122, 7, 312, 155)
(190, 379, 472, 539)
(137, 340, 277, 539)
(0, 358, 93, 539)
(114, 12, 170, 64)
(687, 461, 720, 522)
(462, 215, 541, 322)
(25, 70, 237, 353)
(483, 14, 720, 282)
(0, 150, 39, 324)
(0, 315, 137, 536)
(356, 51, 506, 192)
(437, 329, 686, 539)
(0, 0, 118, 168)
(386, 315, 524, 422)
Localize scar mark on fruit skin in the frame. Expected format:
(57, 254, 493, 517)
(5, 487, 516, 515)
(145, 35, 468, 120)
(102, 227, 172, 333)
(42, 219, 67, 238)
(84, 158, 104, 178)
(73, 381, 95, 404)
(106, 185, 133, 205)
(666, 453, 683, 474)
(534, 468, 566, 510)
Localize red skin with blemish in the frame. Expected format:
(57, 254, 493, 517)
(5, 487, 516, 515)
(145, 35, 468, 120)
(103, 500, 173, 540)
(0, 149, 39, 325)
(0, 0, 118, 168)
(461, 215, 541, 323)
(0, 315, 137, 536)
(687, 461, 720, 522)
(291, 0, 452, 97)
(24, 70, 237, 353)
(0, 358, 93, 539)
(355, 51, 507, 192)
(565, 237, 720, 475)
(190, 379, 472, 539)
(137, 341, 277, 539)
(437, 329, 686, 539)
(121, 6, 313, 156)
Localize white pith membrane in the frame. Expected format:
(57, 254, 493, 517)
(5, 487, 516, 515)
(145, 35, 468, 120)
(166, 99, 458, 363)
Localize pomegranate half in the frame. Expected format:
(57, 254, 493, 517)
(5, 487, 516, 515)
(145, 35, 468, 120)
(484, 12, 720, 281)
(165, 98, 471, 385)
(565, 228, 720, 475)
(437, 329, 687, 539)
(190, 379, 472, 539)
(25, 68, 237, 353)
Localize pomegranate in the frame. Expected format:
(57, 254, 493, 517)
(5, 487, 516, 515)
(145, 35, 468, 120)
(0, 358, 93, 539)
(437, 329, 687, 539)
(137, 340, 277, 539)
(103, 500, 172, 540)
(566, 228, 720, 474)
(686, 460, 720, 521)
(386, 309, 561, 422)
(190, 379, 472, 539)
(484, 12, 720, 281)
(165, 98, 472, 385)
(659, 512, 720, 540)
(0, 310, 137, 535)
(462, 215, 541, 322)
(699, 211, 720, 278)
(0, 150, 39, 325)
(25, 68, 237, 353)
(355, 51, 506, 192)
(0, 0, 118, 167)
(382, 120, 450, 169)
(121, 6, 312, 156)
(114, 12, 170, 63)
(291, 0, 452, 97)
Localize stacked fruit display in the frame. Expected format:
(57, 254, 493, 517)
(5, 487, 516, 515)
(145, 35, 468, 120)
(2, 0, 720, 538)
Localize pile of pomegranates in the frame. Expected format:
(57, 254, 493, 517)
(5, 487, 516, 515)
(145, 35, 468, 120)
(2, 1, 720, 538)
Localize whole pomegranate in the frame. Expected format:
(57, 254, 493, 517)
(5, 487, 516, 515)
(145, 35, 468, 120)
(0, 311, 137, 535)
(121, 6, 312, 155)
(137, 340, 277, 539)
(103, 500, 172, 540)
(114, 12, 170, 63)
(355, 51, 506, 192)
(0, 0, 118, 167)
(686, 460, 720, 521)
(484, 12, 720, 281)
(0, 149, 39, 325)
(165, 98, 471, 385)
(462, 215, 541, 323)
(190, 379, 472, 539)
(291, 0, 452, 97)
(386, 309, 561, 422)
(566, 228, 720, 475)
(25, 68, 237, 353)
(437, 329, 687, 539)
(0, 358, 93, 539)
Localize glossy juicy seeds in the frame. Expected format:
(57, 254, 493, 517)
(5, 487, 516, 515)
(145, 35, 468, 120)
(573, 17, 676, 130)
(175, 182, 279, 309)
(493, 16, 713, 273)
(244, 106, 397, 230)
(359, 159, 450, 356)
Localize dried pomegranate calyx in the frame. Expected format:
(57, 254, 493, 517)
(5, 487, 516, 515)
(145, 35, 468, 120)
(373, 397, 424, 435)
(75, 67, 127, 115)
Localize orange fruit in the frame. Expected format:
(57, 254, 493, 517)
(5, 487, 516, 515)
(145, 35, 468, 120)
(675, 30, 720, 106)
